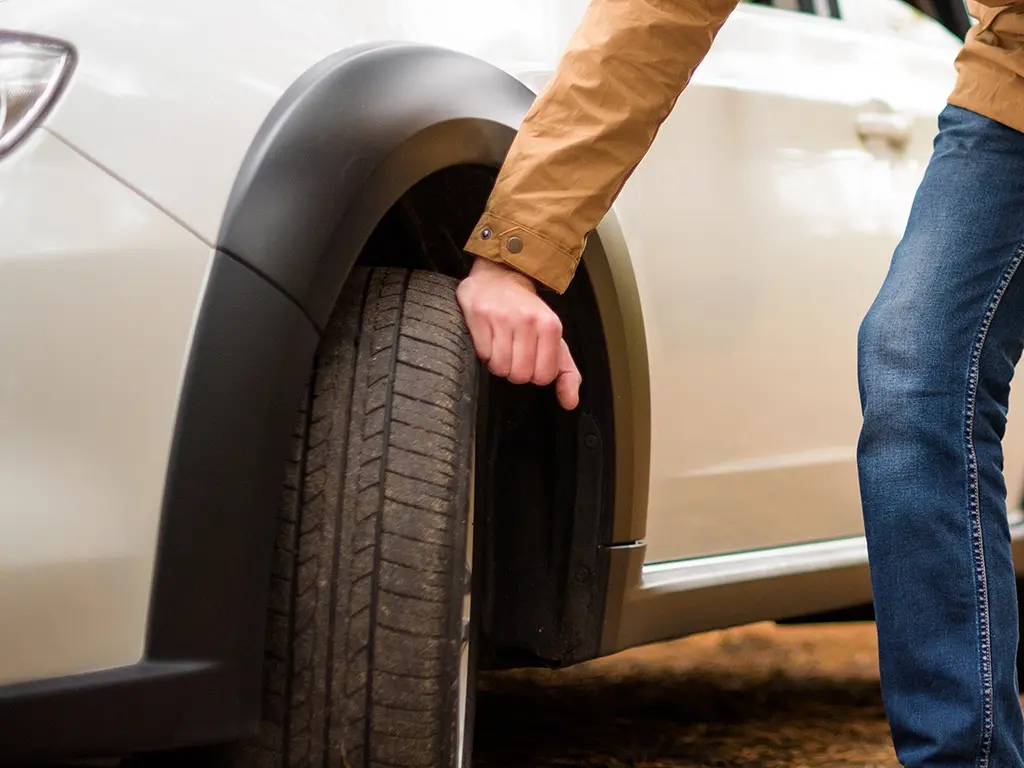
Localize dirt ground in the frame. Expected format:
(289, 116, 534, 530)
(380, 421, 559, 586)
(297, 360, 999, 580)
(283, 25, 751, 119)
(473, 621, 900, 768)
(118, 621, 996, 768)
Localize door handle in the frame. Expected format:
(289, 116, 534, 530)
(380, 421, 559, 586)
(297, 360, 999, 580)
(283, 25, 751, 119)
(856, 100, 912, 153)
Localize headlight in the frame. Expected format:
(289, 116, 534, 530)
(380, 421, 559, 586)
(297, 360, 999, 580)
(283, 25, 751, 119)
(0, 34, 74, 157)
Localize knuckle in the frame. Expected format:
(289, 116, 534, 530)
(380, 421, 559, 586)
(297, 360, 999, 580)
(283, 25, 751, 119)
(540, 314, 562, 336)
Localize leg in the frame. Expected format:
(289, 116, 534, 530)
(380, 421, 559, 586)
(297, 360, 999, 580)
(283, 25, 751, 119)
(858, 105, 1024, 768)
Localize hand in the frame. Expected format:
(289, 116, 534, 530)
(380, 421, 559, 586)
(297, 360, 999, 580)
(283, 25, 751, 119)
(456, 257, 581, 410)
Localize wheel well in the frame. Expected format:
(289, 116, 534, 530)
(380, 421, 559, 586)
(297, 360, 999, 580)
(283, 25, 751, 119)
(355, 166, 618, 668)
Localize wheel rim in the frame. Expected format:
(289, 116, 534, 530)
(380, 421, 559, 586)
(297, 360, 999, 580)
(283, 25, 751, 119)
(456, 440, 475, 768)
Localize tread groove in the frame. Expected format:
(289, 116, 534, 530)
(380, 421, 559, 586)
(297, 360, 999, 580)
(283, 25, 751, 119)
(364, 270, 413, 764)
(390, 417, 453, 440)
(383, 492, 455, 517)
(401, 324, 468, 354)
(385, 467, 454, 495)
(372, 701, 439, 716)
(283, 379, 316, 768)
(393, 392, 460, 414)
(377, 619, 446, 638)
(397, 356, 463, 386)
(382, 529, 454, 550)
(380, 586, 449, 605)
(384, 441, 455, 465)
(322, 271, 372, 768)
(380, 556, 449, 577)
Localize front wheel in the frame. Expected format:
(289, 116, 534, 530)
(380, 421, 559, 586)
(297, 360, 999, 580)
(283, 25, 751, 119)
(242, 268, 479, 768)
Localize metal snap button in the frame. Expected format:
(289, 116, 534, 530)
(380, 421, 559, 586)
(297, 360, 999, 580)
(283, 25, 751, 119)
(480, 227, 493, 240)
(506, 236, 524, 254)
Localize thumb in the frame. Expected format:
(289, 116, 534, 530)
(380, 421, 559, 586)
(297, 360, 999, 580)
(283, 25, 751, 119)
(555, 339, 582, 411)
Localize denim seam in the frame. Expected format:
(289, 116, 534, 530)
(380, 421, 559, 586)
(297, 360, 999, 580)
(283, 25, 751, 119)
(966, 243, 1024, 768)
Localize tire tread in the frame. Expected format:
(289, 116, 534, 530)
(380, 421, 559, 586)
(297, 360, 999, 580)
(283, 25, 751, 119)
(235, 268, 476, 768)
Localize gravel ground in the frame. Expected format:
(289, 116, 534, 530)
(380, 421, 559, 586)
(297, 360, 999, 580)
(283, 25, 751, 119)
(474, 622, 900, 768)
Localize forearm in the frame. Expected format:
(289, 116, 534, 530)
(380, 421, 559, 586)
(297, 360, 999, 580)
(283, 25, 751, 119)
(464, 0, 740, 292)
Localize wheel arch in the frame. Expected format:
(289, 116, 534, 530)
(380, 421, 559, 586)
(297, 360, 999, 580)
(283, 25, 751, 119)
(212, 38, 653, 657)
(207, 39, 654, 668)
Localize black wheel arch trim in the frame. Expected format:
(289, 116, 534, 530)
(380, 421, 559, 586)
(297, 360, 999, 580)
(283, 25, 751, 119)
(0, 42, 647, 758)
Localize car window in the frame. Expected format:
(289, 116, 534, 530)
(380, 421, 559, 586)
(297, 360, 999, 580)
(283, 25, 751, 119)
(747, 0, 840, 17)
(901, 0, 971, 38)
(747, 0, 969, 37)
(834, 0, 971, 38)
(745, 0, 969, 38)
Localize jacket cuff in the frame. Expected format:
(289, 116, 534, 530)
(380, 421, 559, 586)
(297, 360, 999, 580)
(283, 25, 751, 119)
(463, 213, 583, 294)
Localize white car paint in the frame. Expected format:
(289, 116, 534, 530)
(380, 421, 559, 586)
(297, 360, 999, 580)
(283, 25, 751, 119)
(0, 129, 212, 684)
(2, 0, 1020, 683)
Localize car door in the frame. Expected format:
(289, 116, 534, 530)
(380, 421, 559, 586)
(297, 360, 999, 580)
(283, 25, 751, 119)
(603, 0, 964, 563)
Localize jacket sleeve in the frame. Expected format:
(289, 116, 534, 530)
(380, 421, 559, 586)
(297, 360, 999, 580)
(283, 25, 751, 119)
(463, 0, 740, 293)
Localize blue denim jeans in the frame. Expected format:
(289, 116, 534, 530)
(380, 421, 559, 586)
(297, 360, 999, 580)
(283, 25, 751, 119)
(859, 104, 1024, 768)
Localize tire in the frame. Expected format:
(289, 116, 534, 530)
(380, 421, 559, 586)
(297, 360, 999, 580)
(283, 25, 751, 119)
(239, 267, 479, 768)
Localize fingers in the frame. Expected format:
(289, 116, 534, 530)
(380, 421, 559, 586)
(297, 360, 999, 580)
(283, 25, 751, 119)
(457, 284, 493, 364)
(488, 320, 513, 379)
(463, 310, 493, 364)
(555, 339, 582, 411)
(509, 321, 538, 385)
(533, 314, 562, 386)
(456, 263, 580, 408)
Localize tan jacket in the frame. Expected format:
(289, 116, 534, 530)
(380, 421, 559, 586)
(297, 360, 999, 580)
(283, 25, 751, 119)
(464, 0, 1024, 294)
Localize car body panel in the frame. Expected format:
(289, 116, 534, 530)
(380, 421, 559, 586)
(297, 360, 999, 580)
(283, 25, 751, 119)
(0, 129, 212, 685)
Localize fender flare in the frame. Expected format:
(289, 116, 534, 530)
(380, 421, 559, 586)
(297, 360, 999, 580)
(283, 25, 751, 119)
(218, 42, 535, 327)
(151, 43, 545, 744)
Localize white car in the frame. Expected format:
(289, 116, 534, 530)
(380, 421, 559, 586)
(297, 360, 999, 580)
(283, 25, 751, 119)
(1, 0, 1015, 765)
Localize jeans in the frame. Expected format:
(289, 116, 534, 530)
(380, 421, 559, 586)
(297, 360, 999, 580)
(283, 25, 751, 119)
(859, 104, 1024, 767)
